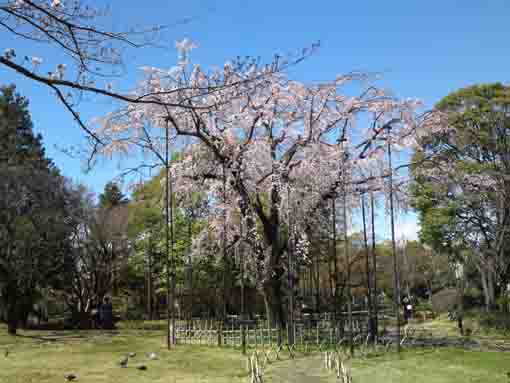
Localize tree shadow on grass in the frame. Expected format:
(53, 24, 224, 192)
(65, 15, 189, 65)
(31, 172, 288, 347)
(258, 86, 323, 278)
(13, 329, 121, 343)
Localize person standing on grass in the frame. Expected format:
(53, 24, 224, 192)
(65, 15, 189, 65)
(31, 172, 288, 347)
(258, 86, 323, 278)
(100, 296, 114, 330)
(403, 296, 412, 324)
(92, 303, 101, 329)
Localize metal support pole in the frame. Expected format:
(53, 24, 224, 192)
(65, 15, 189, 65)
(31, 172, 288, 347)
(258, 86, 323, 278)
(361, 193, 373, 341)
(340, 144, 354, 356)
(240, 218, 247, 355)
(343, 180, 354, 356)
(370, 188, 378, 343)
(387, 133, 401, 353)
(287, 183, 295, 346)
(332, 198, 338, 323)
(222, 163, 228, 320)
(170, 169, 176, 346)
(165, 120, 172, 349)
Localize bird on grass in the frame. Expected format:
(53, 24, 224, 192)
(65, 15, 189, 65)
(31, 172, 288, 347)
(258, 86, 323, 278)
(148, 352, 158, 360)
(128, 352, 136, 358)
(64, 373, 77, 381)
(137, 365, 147, 371)
(119, 356, 129, 368)
(4, 349, 9, 358)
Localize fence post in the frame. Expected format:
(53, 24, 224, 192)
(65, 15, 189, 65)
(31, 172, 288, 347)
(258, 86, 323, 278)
(217, 320, 223, 347)
(242, 324, 247, 355)
(293, 322, 296, 348)
(231, 320, 234, 347)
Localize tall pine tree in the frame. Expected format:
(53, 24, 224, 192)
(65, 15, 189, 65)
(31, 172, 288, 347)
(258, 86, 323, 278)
(99, 181, 128, 208)
(0, 85, 75, 334)
(0, 85, 52, 171)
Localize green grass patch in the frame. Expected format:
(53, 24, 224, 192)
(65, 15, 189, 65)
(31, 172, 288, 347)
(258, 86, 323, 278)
(2, 321, 510, 383)
(0, 324, 248, 383)
(411, 312, 510, 344)
(266, 348, 510, 383)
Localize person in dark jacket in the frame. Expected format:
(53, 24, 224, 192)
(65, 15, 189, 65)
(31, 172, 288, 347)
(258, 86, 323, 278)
(100, 296, 114, 329)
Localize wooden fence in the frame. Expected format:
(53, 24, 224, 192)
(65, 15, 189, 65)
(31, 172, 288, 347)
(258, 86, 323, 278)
(173, 315, 378, 348)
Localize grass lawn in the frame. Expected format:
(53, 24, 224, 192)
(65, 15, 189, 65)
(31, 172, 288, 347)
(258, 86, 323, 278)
(266, 348, 510, 383)
(2, 322, 510, 383)
(409, 313, 510, 349)
(0, 324, 248, 383)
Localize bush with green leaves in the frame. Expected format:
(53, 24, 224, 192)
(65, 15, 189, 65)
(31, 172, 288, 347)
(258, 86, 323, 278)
(463, 287, 483, 309)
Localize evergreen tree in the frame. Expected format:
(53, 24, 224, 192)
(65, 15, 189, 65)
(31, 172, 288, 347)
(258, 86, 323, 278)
(411, 83, 510, 310)
(99, 181, 128, 208)
(0, 85, 74, 334)
(0, 85, 52, 171)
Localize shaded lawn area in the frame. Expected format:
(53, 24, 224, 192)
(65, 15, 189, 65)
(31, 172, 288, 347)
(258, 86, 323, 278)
(266, 348, 510, 383)
(0, 324, 248, 383)
(409, 313, 510, 350)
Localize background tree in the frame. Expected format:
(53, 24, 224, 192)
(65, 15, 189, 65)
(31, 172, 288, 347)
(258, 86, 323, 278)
(0, 84, 51, 169)
(0, 85, 77, 334)
(59, 183, 131, 328)
(99, 181, 128, 209)
(411, 83, 510, 311)
(127, 169, 212, 320)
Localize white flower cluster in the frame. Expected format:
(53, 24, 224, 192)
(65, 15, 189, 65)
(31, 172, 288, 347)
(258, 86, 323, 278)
(93, 37, 437, 288)
(294, 231, 310, 262)
(270, 172, 283, 193)
(44, 64, 67, 80)
(175, 38, 198, 66)
(56, 63, 66, 78)
(31, 57, 43, 66)
(247, 216, 263, 245)
(4, 48, 16, 60)
(270, 163, 285, 194)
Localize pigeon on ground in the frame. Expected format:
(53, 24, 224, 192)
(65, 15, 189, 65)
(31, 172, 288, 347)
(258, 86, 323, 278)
(128, 352, 136, 358)
(119, 356, 129, 368)
(4, 349, 8, 358)
(148, 352, 158, 360)
(137, 365, 147, 371)
(64, 374, 77, 381)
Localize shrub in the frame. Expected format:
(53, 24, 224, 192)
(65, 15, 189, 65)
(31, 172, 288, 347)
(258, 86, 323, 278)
(124, 306, 145, 321)
(478, 311, 510, 334)
(415, 300, 433, 312)
(496, 295, 510, 313)
(463, 287, 483, 309)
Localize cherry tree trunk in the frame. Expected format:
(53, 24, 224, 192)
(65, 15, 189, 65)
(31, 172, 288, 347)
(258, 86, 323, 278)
(262, 276, 285, 329)
(260, 183, 286, 336)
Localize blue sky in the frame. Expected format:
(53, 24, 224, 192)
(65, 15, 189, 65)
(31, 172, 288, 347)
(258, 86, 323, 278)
(2, 0, 510, 240)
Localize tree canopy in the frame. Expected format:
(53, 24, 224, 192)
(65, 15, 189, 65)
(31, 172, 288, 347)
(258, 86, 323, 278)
(0, 85, 77, 334)
(411, 83, 510, 309)
(99, 181, 128, 209)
